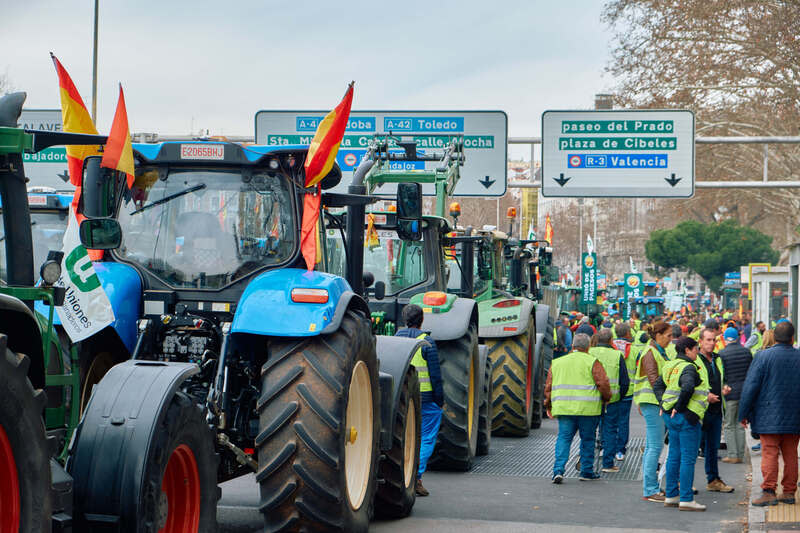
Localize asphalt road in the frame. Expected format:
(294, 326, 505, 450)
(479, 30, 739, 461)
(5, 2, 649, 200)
(218, 413, 749, 532)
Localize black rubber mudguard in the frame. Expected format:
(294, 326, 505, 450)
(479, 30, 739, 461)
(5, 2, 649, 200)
(477, 344, 489, 393)
(375, 335, 425, 449)
(68, 360, 199, 528)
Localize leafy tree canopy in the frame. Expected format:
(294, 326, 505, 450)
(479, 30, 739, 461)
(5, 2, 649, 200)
(645, 219, 779, 292)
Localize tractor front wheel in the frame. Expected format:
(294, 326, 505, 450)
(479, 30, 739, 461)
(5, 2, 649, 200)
(0, 334, 50, 533)
(374, 367, 421, 518)
(488, 319, 535, 437)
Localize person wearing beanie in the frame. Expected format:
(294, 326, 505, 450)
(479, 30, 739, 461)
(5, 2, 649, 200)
(719, 327, 753, 463)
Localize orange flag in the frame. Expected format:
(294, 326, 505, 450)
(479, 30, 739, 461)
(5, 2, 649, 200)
(300, 83, 354, 271)
(544, 213, 553, 244)
(51, 53, 103, 260)
(101, 84, 135, 188)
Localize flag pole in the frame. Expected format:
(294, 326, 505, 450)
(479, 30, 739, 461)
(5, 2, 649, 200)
(91, 0, 99, 124)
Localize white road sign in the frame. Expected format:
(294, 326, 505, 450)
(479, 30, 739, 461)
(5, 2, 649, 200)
(255, 110, 507, 196)
(19, 109, 72, 191)
(541, 110, 694, 198)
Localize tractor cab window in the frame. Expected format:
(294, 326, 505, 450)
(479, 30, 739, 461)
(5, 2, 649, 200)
(362, 229, 426, 295)
(115, 167, 296, 289)
(0, 209, 69, 284)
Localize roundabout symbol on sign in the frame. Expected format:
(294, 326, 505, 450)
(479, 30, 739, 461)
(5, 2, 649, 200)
(569, 155, 582, 167)
(344, 153, 357, 167)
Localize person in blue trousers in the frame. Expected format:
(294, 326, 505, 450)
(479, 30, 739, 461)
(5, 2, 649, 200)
(395, 304, 443, 496)
(655, 335, 707, 511)
(545, 333, 612, 483)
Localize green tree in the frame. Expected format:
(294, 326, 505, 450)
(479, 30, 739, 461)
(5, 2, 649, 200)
(645, 219, 778, 292)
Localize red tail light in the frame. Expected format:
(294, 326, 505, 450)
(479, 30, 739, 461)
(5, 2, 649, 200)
(291, 288, 329, 303)
(493, 299, 520, 308)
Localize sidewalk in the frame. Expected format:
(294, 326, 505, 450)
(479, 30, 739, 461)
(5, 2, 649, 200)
(747, 432, 800, 531)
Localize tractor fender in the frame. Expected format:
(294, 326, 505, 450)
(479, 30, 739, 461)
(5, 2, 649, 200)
(68, 360, 199, 526)
(32, 262, 142, 354)
(478, 297, 535, 339)
(231, 268, 367, 337)
(375, 335, 425, 450)
(0, 293, 45, 389)
(422, 297, 478, 342)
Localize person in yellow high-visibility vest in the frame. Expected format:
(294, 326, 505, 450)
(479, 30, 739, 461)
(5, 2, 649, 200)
(545, 333, 612, 483)
(591, 328, 630, 473)
(634, 320, 673, 502)
(396, 304, 443, 497)
(611, 323, 635, 460)
(654, 335, 708, 511)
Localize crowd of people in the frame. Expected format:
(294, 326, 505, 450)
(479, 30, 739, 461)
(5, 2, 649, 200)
(546, 307, 800, 511)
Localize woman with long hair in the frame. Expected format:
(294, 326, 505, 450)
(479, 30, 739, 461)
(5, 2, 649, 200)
(634, 320, 673, 502)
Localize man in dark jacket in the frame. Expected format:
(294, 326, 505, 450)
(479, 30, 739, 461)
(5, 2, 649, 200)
(554, 314, 573, 359)
(396, 304, 443, 496)
(719, 327, 753, 463)
(740, 321, 800, 506)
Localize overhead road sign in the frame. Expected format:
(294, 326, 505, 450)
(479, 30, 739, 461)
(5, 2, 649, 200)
(255, 110, 507, 196)
(541, 110, 694, 198)
(19, 109, 71, 190)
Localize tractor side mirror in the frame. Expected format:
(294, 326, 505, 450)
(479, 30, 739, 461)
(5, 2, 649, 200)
(374, 281, 386, 300)
(82, 156, 118, 218)
(79, 218, 122, 250)
(478, 246, 492, 281)
(396, 182, 422, 219)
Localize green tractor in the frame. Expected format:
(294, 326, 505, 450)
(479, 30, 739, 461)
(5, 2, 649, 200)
(325, 134, 492, 470)
(0, 91, 115, 532)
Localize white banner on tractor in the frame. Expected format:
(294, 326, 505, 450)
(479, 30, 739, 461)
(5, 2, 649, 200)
(54, 211, 115, 341)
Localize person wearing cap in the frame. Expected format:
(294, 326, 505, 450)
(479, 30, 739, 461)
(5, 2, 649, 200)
(719, 327, 753, 463)
(697, 328, 734, 493)
(396, 304, 443, 496)
(654, 336, 707, 511)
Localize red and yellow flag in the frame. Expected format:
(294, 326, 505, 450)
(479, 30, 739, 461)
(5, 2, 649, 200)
(544, 213, 553, 244)
(51, 53, 103, 260)
(300, 83, 354, 271)
(51, 54, 100, 187)
(101, 84, 135, 188)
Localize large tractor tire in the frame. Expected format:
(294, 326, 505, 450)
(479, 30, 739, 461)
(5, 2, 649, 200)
(477, 349, 492, 456)
(140, 392, 218, 532)
(487, 318, 535, 437)
(0, 334, 51, 533)
(530, 333, 546, 429)
(428, 324, 480, 471)
(257, 311, 380, 532)
(374, 367, 420, 519)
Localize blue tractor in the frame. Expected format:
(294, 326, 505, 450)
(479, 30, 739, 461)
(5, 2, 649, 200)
(71, 140, 425, 531)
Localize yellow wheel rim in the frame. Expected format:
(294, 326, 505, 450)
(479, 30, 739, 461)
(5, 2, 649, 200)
(467, 356, 475, 441)
(345, 361, 373, 510)
(403, 400, 416, 487)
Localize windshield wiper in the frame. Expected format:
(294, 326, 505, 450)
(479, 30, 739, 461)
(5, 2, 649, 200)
(130, 184, 206, 215)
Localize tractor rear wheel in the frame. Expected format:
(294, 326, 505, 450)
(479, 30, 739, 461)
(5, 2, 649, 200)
(488, 319, 535, 437)
(0, 334, 50, 533)
(428, 324, 480, 471)
(374, 367, 420, 518)
(477, 348, 492, 456)
(257, 311, 380, 532)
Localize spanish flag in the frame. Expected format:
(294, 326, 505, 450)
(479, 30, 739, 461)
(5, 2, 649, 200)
(51, 53, 103, 260)
(51, 53, 100, 188)
(101, 84, 135, 188)
(544, 213, 553, 244)
(300, 83, 354, 271)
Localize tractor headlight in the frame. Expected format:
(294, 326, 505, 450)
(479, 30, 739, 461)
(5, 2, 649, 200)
(40, 260, 61, 285)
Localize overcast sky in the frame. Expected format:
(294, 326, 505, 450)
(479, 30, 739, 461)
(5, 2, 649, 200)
(2, 0, 613, 156)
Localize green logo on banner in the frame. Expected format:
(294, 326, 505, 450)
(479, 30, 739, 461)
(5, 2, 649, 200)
(623, 273, 643, 320)
(65, 247, 101, 292)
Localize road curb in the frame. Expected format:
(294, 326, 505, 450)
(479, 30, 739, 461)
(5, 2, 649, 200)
(746, 431, 766, 532)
